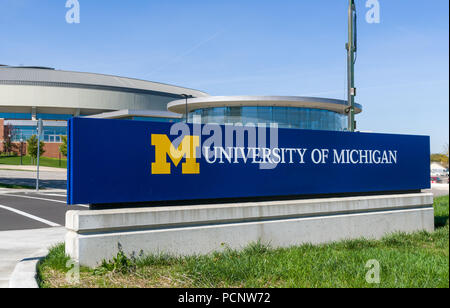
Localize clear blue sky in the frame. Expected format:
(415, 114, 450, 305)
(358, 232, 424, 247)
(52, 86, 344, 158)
(1, 0, 448, 152)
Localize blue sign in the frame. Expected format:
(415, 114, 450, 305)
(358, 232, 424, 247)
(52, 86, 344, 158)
(67, 118, 430, 205)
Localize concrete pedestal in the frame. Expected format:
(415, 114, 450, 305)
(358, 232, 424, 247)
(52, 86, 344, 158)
(66, 193, 434, 268)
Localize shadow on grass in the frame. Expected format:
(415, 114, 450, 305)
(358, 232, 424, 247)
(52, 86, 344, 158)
(0, 178, 66, 189)
(434, 195, 449, 229)
(435, 215, 449, 228)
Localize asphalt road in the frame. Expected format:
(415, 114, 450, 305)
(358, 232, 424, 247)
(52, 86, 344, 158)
(0, 190, 87, 231)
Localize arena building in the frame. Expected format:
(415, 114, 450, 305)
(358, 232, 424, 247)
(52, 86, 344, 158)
(0, 66, 362, 158)
(0, 65, 207, 157)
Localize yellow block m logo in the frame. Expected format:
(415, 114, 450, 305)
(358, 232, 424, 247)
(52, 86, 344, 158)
(151, 134, 200, 174)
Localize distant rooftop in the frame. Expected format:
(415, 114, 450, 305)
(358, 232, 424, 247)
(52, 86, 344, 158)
(0, 65, 55, 70)
(0, 66, 209, 97)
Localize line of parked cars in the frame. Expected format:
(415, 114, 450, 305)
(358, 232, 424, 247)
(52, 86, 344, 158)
(431, 171, 449, 184)
(430, 164, 449, 184)
(431, 170, 449, 177)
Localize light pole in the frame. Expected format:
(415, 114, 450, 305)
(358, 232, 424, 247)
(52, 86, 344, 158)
(7, 134, 11, 155)
(180, 94, 193, 124)
(346, 0, 357, 132)
(20, 135, 23, 165)
(36, 119, 43, 191)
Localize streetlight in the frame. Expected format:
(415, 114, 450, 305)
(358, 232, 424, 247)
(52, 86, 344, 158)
(180, 94, 193, 124)
(7, 134, 11, 155)
(36, 119, 43, 191)
(346, 0, 357, 132)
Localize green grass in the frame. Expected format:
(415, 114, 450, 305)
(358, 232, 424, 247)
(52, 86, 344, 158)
(0, 183, 35, 189)
(0, 155, 66, 168)
(434, 195, 450, 228)
(38, 244, 71, 274)
(38, 196, 449, 288)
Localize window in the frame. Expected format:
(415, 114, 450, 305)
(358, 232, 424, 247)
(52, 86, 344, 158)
(132, 117, 181, 123)
(188, 107, 347, 131)
(11, 126, 67, 142)
(37, 114, 74, 121)
(0, 113, 32, 120)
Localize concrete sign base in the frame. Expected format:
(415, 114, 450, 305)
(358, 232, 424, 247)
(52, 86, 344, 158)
(66, 193, 434, 268)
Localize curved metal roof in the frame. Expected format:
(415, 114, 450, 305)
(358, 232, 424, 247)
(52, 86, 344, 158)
(0, 67, 208, 98)
(168, 96, 363, 115)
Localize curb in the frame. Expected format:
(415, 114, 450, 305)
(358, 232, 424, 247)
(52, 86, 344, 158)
(0, 165, 67, 173)
(0, 189, 67, 194)
(8, 249, 48, 288)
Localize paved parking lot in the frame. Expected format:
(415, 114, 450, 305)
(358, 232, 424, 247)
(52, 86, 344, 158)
(0, 190, 87, 231)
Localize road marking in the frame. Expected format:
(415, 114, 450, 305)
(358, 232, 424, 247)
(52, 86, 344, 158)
(3, 194, 89, 208)
(5, 194, 66, 203)
(0, 204, 60, 227)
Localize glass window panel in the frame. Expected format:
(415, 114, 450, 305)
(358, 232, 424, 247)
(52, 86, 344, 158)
(11, 125, 67, 142)
(37, 114, 73, 121)
(0, 113, 32, 120)
(133, 117, 180, 123)
(187, 107, 346, 132)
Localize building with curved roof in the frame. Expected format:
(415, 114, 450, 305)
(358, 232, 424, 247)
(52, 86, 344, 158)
(0, 66, 207, 118)
(1, 66, 362, 158)
(168, 96, 362, 131)
(0, 66, 207, 156)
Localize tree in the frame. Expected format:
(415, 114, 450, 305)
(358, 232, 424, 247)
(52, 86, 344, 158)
(442, 143, 449, 168)
(27, 135, 45, 164)
(59, 135, 68, 157)
(431, 143, 449, 169)
(2, 124, 17, 155)
(431, 154, 446, 163)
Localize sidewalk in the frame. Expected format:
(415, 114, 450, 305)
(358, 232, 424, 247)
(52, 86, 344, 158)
(0, 167, 67, 190)
(0, 165, 66, 173)
(0, 227, 66, 288)
(431, 183, 450, 197)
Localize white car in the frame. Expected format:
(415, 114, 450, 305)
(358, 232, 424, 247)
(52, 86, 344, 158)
(431, 169, 448, 177)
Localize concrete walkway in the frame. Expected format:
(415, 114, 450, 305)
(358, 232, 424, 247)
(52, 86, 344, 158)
(0, 165, 66, 173)
(429, 183, 449, 197)
(0, 227, 66, 288)
(0, 168, 67, 190)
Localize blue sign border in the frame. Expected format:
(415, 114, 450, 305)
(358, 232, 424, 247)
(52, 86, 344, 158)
(67, 118, 430, 205)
